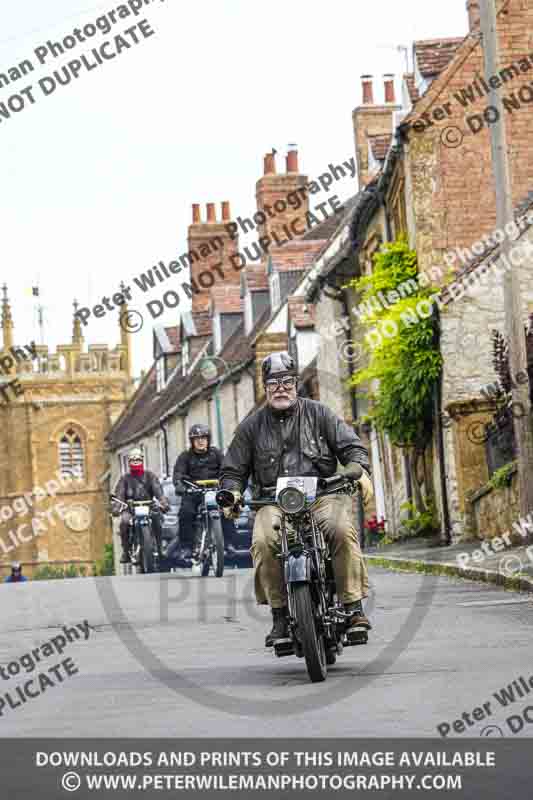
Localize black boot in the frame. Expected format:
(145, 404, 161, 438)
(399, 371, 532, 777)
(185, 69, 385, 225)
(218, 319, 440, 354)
(120, 531, 130, 564)
(344, 600, 372, 632)
(265, 607, 289, 648)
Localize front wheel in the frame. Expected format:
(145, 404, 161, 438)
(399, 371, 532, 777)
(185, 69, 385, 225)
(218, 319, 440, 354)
(141, 525, 155, 574)
(291, 583, 327, 683)
(206, 516, 225, 577)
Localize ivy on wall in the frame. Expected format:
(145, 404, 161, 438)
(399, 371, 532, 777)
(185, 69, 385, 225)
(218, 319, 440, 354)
(347, 237, 443, 513)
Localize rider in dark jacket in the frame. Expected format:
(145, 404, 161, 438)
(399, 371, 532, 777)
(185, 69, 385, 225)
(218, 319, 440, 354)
(113, 448, 169, 563)
(173, 424, 235, 555)
(219, 351, 374, 647)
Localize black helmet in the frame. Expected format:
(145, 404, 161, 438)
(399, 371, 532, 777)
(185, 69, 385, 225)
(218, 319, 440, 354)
(261, 351, 297, 384)
(189, 423, 210, 441)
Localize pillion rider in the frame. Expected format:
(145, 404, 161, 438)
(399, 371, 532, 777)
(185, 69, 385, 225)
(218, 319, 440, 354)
(172, 424, 236, 557)
(112, 448, 169, 564)
(217, 351, 374, 648)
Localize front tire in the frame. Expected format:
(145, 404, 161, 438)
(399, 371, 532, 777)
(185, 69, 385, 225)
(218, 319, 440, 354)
(292, 583, 327, 683)
(209, 516, 225, 578)
(141, 525, 154, 574)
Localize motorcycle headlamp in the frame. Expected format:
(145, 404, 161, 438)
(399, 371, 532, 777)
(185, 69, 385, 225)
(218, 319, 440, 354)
(216, 489, 237, 508)
(278, 486, 306, 514)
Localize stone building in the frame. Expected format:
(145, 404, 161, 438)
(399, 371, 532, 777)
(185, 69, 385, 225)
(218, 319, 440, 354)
(309, 0, 533, 540)
(0, 287, 134, 577)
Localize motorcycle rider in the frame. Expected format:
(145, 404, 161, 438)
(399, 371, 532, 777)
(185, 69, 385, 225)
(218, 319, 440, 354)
(113, 448, 169, 564)
(218, 351, 374, 647)
(173, 424, 236, 558)
(4, 562, 28, 583)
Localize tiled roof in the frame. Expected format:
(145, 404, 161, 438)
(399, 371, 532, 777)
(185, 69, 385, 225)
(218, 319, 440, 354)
(369, 134, 392, 162)
(303, 202, 350, 241)
(288, 296, 316, 329)
(414, 38, 464, 80)
(404, 73, 420, 104)
(107, 305, 272, 449)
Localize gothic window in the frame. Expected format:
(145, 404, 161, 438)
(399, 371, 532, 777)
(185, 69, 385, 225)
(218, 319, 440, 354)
(59, 428, 85, 480)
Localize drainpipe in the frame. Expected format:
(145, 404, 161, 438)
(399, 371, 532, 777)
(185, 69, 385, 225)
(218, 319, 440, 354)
(434, 306, 452, 545)
(159, 420, 169, 478)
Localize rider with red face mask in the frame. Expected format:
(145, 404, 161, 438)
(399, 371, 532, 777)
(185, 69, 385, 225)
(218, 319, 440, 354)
(113, 448, 169, 564)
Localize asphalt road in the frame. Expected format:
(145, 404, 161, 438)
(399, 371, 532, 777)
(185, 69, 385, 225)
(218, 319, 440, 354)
(1, 566, 533, 738)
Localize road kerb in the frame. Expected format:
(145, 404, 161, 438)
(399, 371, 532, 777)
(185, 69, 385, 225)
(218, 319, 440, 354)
(366, 554, 533, 593)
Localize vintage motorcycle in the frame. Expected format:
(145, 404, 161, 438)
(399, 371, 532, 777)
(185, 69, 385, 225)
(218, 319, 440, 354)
(217, 465, 366, 683)
(110, 495, 163, 574)
(180, 479, 225, 578)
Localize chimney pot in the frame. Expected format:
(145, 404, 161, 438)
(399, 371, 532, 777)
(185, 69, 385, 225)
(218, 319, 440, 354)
(221, 201, 231, 221)
(206, 202, 216, 223)
(192, 203, 201, 223)
(263, 152, 276, 175)
(361, 75, 374, 105)
(383, 74, 396, 104)
(286, 145, 298, 173)
(466, 0, 480, 30)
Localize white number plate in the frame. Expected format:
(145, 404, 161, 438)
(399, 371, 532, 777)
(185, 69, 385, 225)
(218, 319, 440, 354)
(275, 476, 318, 503)
(134, 505, 150, 517)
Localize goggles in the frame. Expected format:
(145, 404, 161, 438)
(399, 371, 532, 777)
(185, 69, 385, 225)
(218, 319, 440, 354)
(265, 376, 297, 391)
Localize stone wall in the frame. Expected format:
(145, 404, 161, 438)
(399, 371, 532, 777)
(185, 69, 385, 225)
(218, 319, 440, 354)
(468, 468, 520, 541)
(440, 224, 533, 534)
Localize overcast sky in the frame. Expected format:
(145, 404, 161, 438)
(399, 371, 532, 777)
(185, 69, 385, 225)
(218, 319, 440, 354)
(0, 0, 468, 375)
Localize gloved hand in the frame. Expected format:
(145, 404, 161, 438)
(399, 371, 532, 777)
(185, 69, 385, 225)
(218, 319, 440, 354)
(346, 463, 374, 507)
(359, 471, 374, 507)
(220, 490, 243, 520)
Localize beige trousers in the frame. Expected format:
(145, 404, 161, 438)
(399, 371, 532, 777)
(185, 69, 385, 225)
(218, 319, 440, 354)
(251, 494, 369, 609)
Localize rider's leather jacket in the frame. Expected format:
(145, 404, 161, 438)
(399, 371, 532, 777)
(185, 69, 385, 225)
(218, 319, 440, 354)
(172, 446, 223, 491)
(114, 471, 166, 503)
(219, 398, 370, 495)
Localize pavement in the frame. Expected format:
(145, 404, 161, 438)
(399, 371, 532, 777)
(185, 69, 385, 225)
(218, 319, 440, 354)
(1, 563, 533, 738)
(364, 534, 533, 593)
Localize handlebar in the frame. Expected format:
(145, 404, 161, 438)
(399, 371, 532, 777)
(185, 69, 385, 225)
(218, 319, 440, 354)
(249, 469, 362, 509)
(182, 479, 218, 493)
(110, 495, 166, 511)
(319, 464, 362, 489)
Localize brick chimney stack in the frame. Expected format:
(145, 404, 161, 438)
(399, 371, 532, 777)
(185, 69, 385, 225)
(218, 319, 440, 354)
(361, 75, 374, 105)
(286, 145, 298, 173)
(353, 74, 400, 189)
(187, 201, 241, 314)
(264, 152, 276, 175)
(255, 147, 308, 243)
(384, 74, 396, 104)
(466, 0, 480, 30)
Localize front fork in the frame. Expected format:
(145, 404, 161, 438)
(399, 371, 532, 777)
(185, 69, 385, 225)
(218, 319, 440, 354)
(282, 516, 332, 643)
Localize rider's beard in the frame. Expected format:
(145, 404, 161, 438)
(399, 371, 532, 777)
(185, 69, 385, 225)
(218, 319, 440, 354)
(269, 391, 298, 413)
(130, 463, 144, 477)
